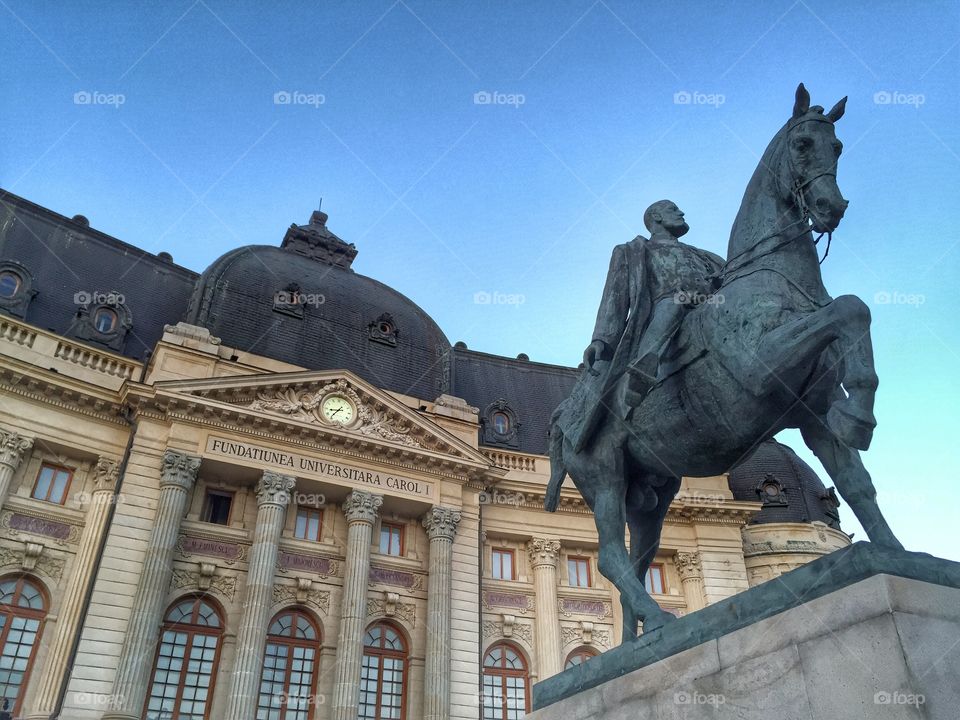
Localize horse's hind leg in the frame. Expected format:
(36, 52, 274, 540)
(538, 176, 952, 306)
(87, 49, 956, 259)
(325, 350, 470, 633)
(800, 416, 902, 550)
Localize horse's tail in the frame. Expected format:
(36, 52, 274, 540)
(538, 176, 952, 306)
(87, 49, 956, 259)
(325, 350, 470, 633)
(545, 407, 566, 513)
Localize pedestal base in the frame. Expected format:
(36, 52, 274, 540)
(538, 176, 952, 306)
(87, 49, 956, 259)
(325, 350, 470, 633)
(531, 543, 960, 719)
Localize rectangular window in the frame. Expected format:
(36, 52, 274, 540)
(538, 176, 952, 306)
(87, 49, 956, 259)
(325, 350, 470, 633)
(294, 507, 323, 542)
(491, 548, 515, 580)
(645, 563, 666, 594)
(31, 464, 73, 504)
(201, 490, 233, 525)
(568, 556, 591, 588)
(379, 522, 404, 556)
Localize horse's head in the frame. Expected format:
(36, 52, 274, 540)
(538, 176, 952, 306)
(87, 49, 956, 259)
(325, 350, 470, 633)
(782, 83, 849, 233)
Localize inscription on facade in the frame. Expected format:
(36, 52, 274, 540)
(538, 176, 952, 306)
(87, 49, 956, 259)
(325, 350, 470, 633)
(8, 513, 72, 541)
(558, 598, 611, 619)
(484, 591, 533, 613)
(369, 566, 418, 588)
(205, 436, 433, 499)
(277, 550, 335, 576)
(178, 535, 243, 562)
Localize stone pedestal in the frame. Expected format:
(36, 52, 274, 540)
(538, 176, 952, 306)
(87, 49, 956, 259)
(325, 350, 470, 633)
(530, 543, 960, 720)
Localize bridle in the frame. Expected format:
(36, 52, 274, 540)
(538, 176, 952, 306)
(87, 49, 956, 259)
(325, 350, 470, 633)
(787, 116, 841, 264)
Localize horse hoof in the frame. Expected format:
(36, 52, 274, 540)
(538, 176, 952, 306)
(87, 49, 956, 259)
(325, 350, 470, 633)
(641, 610, 676, 634)
(827, 402, 875, 450)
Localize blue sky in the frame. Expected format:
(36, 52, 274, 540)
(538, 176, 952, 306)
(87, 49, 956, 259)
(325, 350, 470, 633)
(3, 0, 958, 559)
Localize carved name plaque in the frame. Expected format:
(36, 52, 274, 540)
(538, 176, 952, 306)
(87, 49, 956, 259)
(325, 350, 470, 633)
(9, 514, 72, 541)
(484, 591, 532, 612)
(278, 551, 334, 576)
(179, 535, 242, 562)
(559, 598, 610, 618)
(369, 566, 417, 588)
(205, 436, 433, 499)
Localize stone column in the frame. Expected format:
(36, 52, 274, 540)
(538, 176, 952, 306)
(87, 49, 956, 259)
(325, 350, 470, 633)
(331, 490, 383, 720)
(223, 471, 296, 720)
(0, 428, 33, 506)
(26, 458, 119, 720)
(421, 506, 462, 720)
(676, 551, 706, 611)
(104, 450, 200, 720)
(528, 538, 562, 679)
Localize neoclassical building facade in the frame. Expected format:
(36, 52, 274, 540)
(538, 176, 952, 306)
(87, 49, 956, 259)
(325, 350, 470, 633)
(0, 189, 849, 720)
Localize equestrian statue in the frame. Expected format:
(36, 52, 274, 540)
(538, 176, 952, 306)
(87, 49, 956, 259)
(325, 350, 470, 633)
(546, 83, 902, 641)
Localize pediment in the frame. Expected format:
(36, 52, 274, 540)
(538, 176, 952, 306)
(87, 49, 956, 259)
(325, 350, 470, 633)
(149, 369, 492, 470)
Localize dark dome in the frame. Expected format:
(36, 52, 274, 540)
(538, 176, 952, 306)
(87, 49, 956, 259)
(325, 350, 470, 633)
(185, 211, 450, 401)
(728, 440, 842, 529)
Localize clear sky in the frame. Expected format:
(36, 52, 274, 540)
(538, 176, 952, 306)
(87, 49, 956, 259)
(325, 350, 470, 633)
(3, 0, 958, 559)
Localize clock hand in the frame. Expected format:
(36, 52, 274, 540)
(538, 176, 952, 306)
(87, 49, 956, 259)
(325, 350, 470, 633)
(330, 407, 342, 417)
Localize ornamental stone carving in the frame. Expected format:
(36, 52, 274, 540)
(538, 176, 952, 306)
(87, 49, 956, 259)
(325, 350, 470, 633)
(527, 538, 561, 568)
(0, 429, 33, 469)
(421, 506, 462, 541)
(256, 472, 296, 507)
(342, 490, 383, 525)
(93, 457, 120, 490)
(676, 551, 703, 581)
(273, 583, 330, 615)
(160, 450, 201, 491)
(367, 597, 416, 627)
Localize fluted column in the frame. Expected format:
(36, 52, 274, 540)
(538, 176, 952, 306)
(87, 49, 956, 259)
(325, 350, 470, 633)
(676, 551, 706, 611)
(104, 450, 200, 720)
(224, 471, 296, 720)
(331, 490, 383, 720)
(421, 506, 462, 720)
(0, 428, 33, 506)
(26, 458, 120, 720)
(528, 538, 562, 679)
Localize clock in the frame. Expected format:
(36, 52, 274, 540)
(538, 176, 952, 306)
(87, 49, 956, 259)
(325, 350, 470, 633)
(321, 394, 356, 425)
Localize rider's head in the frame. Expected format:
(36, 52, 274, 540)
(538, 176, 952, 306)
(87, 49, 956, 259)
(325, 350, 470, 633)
(644, 200, 689, 239)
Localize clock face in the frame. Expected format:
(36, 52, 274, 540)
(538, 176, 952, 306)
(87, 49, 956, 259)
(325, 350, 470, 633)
(321, 394, 355, 425)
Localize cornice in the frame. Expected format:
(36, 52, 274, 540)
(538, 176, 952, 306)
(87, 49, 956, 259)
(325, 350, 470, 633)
(0, 364, 125, 425)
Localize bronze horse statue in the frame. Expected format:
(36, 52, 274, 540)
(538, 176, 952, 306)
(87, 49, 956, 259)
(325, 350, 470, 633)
(547, 84, 902, 640)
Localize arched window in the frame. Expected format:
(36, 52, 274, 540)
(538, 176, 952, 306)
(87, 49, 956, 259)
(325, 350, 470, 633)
(257, 609, 321, 720)
(492, 411, 510, 434)
(93, 306, 118, 333)
(360, 622, 407, 719)
(144, 596, 223, 720)
(0, 576, 46, 714)
(482, 643, 529, 720)
(564, 646, 598, 669)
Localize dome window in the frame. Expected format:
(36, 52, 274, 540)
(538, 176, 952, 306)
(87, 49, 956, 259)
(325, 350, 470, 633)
(274, 283, 305, 318)
(0, 261, 37, 319)
(368, 312, 399, 347)
(94, 307, 118, 333)
(68, 290, 132, 352)
(482, 400, 519, 448)
(756, 474, 788, 507)
(493, 412, 510, 434)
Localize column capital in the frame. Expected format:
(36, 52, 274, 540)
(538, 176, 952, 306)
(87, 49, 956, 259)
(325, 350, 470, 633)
(0, 429, 33, 470)
(527, 538, 561, 568)
(675, 551, 703, 581)
(93, 457, 120, 492)
(256, 471, 296, 507)
(160, 449, 201, 491)
(342, 490, 383, 525)
(421, 505, 462, 541)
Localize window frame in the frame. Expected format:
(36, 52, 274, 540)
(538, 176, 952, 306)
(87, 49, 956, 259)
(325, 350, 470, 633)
(0, 271, 22, 299)
(257, 608, 322, 720)
(491, 547, 515, 581)
(378, 521, 405, 557)
(644, 563, 666, 595)
(31, 463, 74, 505)
(93, 306, 119, 334)
(0, 575, 47, 716)
(564, 646, 599, 669)
(143, 595, 224, 720)
(360, 621, 408, 720)
(482, 642, 530, 719)
(567, 556, 592, 588)
(200, 489, 235, 526)
(294, 506, 324, 542)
